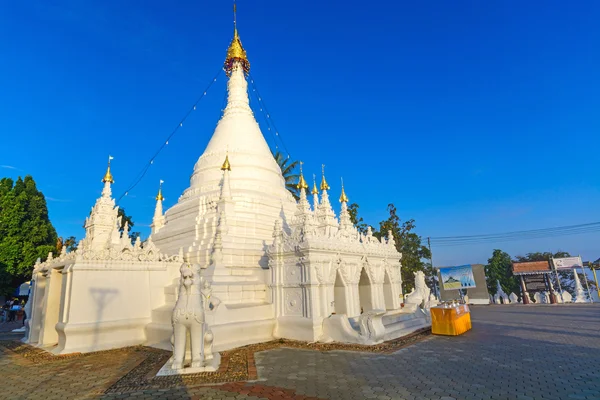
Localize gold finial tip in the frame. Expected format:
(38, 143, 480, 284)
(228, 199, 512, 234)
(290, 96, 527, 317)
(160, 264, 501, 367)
(224, 3, 249, 76)
(311, 176, 319, 195)
(156, 188, 164, 201)
(339, 186, 349, 203)
(296, 163, 308, 190)
(320, 166, 330, 191)
(297, 174, 309, 190)
(102, 159, 114, 184)
(221, 154, 231, 171)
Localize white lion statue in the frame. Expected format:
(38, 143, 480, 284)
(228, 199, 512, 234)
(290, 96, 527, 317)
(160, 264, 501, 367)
(171, 263, 215, 370)
(405, 271, 431, 307)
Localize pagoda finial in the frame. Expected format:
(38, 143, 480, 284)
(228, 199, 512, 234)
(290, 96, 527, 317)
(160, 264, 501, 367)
(296, 161, 309, 190)
(224, 0, 250, 76)
(156, 180, 164, 201)
(102, 155, 114, 184)
(311, 174, 318, 195)
(233, 0, 237, 30)
(339, 177, 349, 203)
(221, 153, 231, 171)
(320, 164, 330, 191)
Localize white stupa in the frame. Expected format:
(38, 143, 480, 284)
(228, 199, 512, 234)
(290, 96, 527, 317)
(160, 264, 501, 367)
(572, 270, 589, 303)
(25, 7, 428, 354)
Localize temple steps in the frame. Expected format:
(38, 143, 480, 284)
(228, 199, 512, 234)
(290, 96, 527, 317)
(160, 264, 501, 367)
(144, 269, 271, 350)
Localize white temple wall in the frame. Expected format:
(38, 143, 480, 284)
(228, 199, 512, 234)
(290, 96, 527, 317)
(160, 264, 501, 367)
(27, 272, 48, 344)
(269, 238, 405, 344)
(333, 272, 348, 315)
(358, 268, 374, 312)
(39, 267, 66, 347)
(28, 260, 179, 354)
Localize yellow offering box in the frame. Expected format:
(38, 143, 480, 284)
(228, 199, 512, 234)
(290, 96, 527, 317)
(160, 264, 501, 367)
(430, 304, 472, 336)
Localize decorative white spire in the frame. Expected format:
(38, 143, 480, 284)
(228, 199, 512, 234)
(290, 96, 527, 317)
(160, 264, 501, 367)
(573, 270, 588, 303)
(82, 157, 120, 251)
(296, 162, 311, 214)
(220, 155, 233, 201)
(292, 162, 316, 240)
(311, 174, 319, 209)
(101, 155, 114, 198)
(316, 164, 337, 236)
(152, 180, 166, 235)
(222, 62, 253, 119)
(338, 179, 353, 234)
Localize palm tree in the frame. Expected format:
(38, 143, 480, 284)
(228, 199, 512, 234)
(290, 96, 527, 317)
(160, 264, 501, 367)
(273, 150, 300, 200)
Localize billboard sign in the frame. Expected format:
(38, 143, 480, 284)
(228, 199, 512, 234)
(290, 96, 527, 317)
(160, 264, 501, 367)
(439, 264, 476, 290)
(552, 256, 583, 270)
(523, 274, 547, 292)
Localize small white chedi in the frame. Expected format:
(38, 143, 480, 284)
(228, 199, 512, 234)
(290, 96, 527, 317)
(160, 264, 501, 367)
(494, 280, 510, 304)
(25, 167, 182, 354)
(572, 271, 589, 303)
(24, 13, 429, 356)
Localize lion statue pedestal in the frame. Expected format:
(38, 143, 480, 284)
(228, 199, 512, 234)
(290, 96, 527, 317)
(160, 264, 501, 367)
(157, 263, 221, 376)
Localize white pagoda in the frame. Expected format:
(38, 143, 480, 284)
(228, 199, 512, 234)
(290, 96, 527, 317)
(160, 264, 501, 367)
(25, 10, 429, 355)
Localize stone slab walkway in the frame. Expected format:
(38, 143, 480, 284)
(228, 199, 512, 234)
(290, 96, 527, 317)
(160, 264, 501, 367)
(1, 304, 599, 399)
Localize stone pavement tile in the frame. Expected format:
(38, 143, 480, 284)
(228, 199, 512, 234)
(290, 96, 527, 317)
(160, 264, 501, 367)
(2, 305, 600, 399)
(249, 305, 600, 400)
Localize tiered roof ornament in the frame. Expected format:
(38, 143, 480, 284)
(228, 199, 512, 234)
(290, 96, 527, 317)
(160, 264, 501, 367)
(316, 165, 337, 235)
(339, 178, 349, 203)
(152, 180, 166, 234)
(320, 164, 330, 191)
(291, 162, 315, 240)
(296, 162, 309, 191)
(102, 156, 114, 184)
(224, 3, 250, 76)
(156, 181, 164, 201)
(101, 155, 114, 198)
(338, 178, 353, 235)
(221, 154, 232, 171)
(311, 174, 319, 208)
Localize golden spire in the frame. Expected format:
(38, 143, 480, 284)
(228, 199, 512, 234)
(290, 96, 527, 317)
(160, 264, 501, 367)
(311, 174, 318, 195)
(156, 180, 164, 201)
(320, 164, 330, 191)
(102, 155, 114, 184)
(296, 161, 309, 190)
(224, 1, 250, 76)
(221, 153, 231, 171)
(339, 178, 349, 203)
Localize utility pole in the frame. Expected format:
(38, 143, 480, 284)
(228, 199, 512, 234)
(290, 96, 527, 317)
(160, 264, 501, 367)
(580, 255, 593, 303)
(590, 262, 600, 299)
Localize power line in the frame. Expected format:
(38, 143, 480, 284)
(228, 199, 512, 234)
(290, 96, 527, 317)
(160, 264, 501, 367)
(429, 222, 600, 247)
(248, 72, 292, 159)
(116, 69, 223, 203)
(248, 75, 278, 152)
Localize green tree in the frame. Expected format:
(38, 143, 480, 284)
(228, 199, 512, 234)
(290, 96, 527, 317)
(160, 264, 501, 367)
(372, 204, 431, 293)
(273, 151, 299, 200)
(347, 203, 369, 235)
(0, 176, 57, 295)
(485, 249, 519, 296)
(57, 236, 78, 253)
(117, 208, 140, 245)
(63, 236, 78, 252)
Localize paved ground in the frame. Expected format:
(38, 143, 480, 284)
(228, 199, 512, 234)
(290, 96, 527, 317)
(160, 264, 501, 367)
(1, 304, 599, 399)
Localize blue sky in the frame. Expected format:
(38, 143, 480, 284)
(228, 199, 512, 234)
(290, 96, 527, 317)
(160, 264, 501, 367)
(1, 1, 600, 266)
